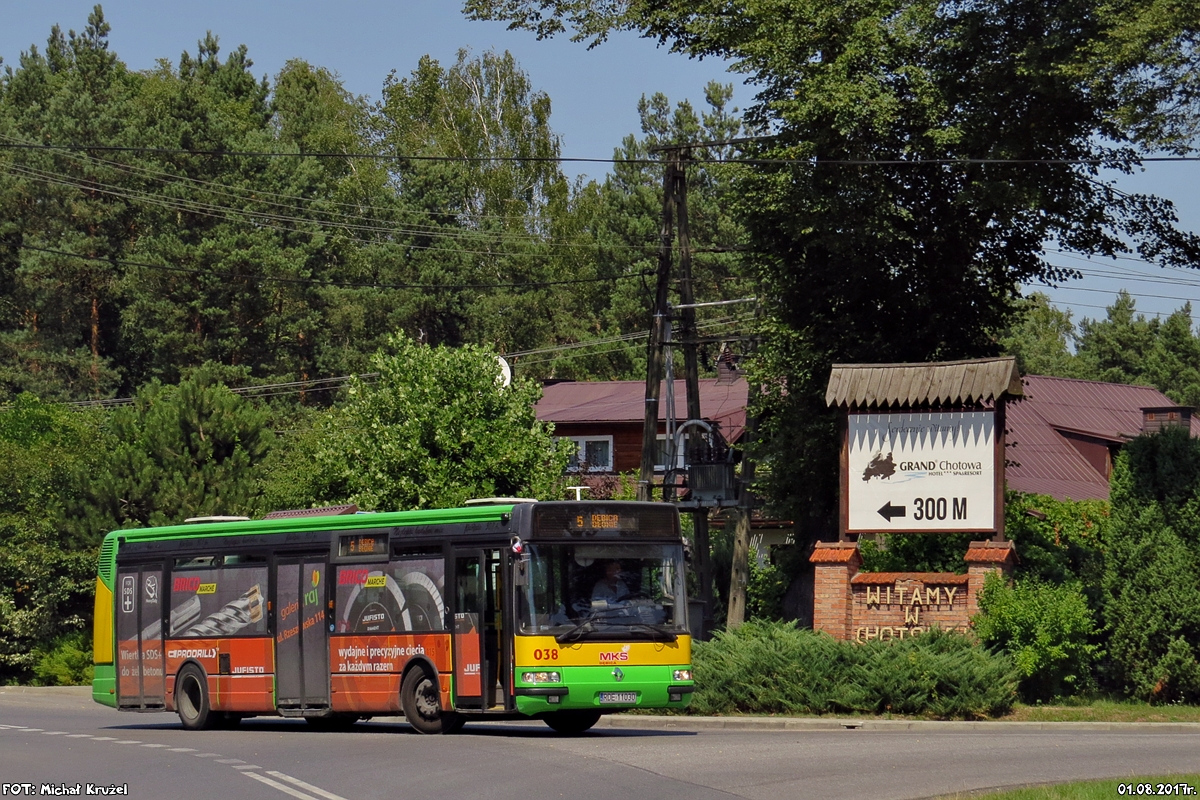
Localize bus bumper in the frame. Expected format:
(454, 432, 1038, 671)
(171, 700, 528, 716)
(514, 664, 694, 716)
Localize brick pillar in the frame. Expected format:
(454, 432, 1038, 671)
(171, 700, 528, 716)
(964, 541, 1017, 614)
(809, 542, 862, 640)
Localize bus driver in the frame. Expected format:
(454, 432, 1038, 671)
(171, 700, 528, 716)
(592, 560, 630, 605)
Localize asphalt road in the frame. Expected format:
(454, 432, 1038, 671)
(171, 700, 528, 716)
(2, 688, 1199, 800)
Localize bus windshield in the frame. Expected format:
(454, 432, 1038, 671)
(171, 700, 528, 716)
(517, 543, 687, 642)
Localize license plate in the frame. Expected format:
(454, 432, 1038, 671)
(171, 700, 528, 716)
(599, 692, 637, 705)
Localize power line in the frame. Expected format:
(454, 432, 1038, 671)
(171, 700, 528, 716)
(16, 244, 654, 291)
(2, 162, 659, 258)
(67, 373, 382, 408)
(513, 315, 754, 368)
(1046, 247, 1200, 272)
(1027, 297, 1184, 320)
(5, 139, 1200, 166)
(0, 142, 658, 252)
(0, 133, 558, 226)
(61, 315, 753, 408)
(1036, 269, 1200, 304)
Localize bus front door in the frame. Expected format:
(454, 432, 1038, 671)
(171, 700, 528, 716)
(274, 557, 330, 713)
(452, 549, 509, 711)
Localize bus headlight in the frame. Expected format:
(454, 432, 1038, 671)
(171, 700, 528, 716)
(673, 669, 692, 681)
(522, 671, 562, 683)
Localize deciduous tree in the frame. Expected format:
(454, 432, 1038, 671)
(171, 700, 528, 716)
(259, 336, 572, 511)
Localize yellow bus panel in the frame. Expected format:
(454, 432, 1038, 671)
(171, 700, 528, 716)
(514, 635, 691, 668)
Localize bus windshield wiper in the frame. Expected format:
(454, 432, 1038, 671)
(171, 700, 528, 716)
(622, 622, 677, 642)
(555, 615, 601, 644)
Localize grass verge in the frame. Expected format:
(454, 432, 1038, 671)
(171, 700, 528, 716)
(938, 775, 1200, 799)
(1002, 701, 1200, 724)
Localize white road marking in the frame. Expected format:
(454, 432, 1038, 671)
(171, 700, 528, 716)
(265, 771, 349, 800)
(9, 723, 342, 800)
(243, 772, 322, 800)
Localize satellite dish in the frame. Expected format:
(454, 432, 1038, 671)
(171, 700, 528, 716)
(497, 356, 512, 388)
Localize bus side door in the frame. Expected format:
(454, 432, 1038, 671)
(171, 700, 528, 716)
(115, 562, 166, 709)
(274, 556, 330, 712)
(452, 548, 511, 711)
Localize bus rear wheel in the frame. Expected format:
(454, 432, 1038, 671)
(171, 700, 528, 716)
(175, 664, 213, 731)
(401, 668, 462, 735)
(543, 710, 602, 735)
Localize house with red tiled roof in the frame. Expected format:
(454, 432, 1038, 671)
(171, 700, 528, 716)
(535, 371, 1194, 504)
(534, 375, 748, 475)
(1007, 374, 1198, 501)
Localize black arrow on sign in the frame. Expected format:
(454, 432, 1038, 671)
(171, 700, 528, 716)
(877, 502, 907, 522)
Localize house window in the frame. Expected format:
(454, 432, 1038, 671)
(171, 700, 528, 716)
(564, 436, 613, 472)
(654, 435, 685, 472)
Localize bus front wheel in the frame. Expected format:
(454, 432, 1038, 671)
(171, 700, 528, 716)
(401, 668, 462, 735)
(543, 710, 602, 735)
(175, 664, 213, 731)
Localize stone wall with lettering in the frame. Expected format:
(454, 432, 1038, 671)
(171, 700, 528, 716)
(810, 541, 1015, 641)
(850, 574, 968, 641)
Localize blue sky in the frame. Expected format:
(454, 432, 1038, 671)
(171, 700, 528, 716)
(3, 1, 1199, 332)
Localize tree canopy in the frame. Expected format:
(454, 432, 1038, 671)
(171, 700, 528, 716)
(466, 0, 1200, 531)
(1000, 290, 1200, 408)
(259, 336, 572, 511)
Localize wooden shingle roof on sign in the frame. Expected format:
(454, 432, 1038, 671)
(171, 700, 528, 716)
(825, 357, 1023, 409)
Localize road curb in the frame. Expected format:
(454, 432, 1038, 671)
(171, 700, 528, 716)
(0, 686, 92, 696)
(5, 688, 1200, 733)
(597, 715, 1200, 733)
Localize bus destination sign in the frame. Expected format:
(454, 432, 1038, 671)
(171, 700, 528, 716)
(338, 533, 388, 557)
(572, 513, 625, 531)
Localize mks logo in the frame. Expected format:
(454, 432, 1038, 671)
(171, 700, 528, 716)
(599, 644, 632, 663)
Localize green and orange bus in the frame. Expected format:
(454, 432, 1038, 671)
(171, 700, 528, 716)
(92, 500, 694, 734)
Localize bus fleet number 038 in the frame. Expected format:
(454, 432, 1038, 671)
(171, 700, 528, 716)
(533, 648, 559, 661)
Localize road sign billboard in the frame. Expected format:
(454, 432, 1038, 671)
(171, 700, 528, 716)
(846, 411, 997, 533)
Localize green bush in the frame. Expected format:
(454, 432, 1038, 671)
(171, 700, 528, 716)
(690, 620, 1018, 719)
(974, 574, 1101, 702)
(843, 627, 1020, 718)
(1004, 492, 1108, 610)
(858, 532, 975, 574)
(1104, 427, 1200, 703)
(746, 553, 789, 620)
(1148, 638, 1200, 704)
(32, 632, 94, 686)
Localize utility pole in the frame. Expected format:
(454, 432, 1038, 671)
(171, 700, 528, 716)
(673, 148, 714, 634)
(638, 145, 717, 636)
(638, 151, 678, 502)
(726, 411, 757, 628)
(726, 306, 759, 628)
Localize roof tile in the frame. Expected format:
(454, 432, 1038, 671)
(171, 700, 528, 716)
(535, 378, 749, 441)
